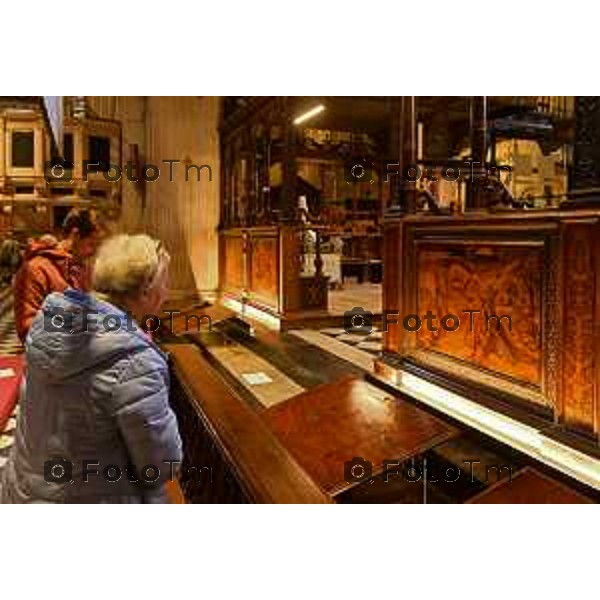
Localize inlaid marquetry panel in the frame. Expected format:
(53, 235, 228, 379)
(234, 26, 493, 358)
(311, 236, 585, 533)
(414, 243, 544, 388)
(383, 220, 403, 355)
(223, 235, 245, 292)
(249, 235, 279, 310)
(381, 211, 600, 438)
(561, 221, 597, 433)
(219, 224, 320, 317)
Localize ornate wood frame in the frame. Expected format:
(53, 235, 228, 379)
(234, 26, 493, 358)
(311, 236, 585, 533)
(379, 209, 600, 440)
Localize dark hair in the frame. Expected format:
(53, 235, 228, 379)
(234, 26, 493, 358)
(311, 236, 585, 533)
(62, 209, 98, 238)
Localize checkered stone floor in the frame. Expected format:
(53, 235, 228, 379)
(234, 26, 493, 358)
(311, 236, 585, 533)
(0, 285, 21, 356)
(0, 406, 18, 473)
(0, 284, 20, 484)
(319, 326, 383, 355)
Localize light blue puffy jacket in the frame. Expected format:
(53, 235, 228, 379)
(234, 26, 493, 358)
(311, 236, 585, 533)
(1, 288, 182, 503)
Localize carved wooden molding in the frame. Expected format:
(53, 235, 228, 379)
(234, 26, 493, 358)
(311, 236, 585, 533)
(560, 220, 599, 434)
(382, 211, 600, 440)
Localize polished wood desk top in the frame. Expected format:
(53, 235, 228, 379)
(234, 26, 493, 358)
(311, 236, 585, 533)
(263, 376, 458, 496)
(162, 304, 236, 336)
(165, 344, 331, 504)
(468, 468, 593, 504)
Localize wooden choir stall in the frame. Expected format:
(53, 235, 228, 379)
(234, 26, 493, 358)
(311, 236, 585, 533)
(377, 97, 600, 437)
(218, 97, 391, 324)
(163, 97, 600, 503)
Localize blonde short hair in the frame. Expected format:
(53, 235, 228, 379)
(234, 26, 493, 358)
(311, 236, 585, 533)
(93, 234, 170, 299)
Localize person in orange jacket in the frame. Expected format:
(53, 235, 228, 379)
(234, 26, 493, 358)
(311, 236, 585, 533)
(14, 209, 102, 343)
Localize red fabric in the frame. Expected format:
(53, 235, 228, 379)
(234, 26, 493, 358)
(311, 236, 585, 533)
(0, 355, 24, 432)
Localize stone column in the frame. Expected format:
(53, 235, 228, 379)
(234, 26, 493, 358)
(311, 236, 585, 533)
(143, 96, 220, 303)
(87, 95, 221, 304)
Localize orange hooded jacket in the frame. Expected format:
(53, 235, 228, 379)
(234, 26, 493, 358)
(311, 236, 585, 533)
(14, 238, 86, 343)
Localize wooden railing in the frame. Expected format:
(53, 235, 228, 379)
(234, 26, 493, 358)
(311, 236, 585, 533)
(164, 343, 331, 504)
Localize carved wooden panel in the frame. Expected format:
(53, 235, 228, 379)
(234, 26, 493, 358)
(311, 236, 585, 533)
(415, 242, 544, 388)
(543, 234, 561, 413)
(561, 221, 597, 433)
(219, 225, 317, 317)
(223, 234, 245, 292)
(280, 225, 303, 313)
(382, 220, 403, 355)
(381, 212, 600, 439)
(249, 235, 279, 310)
(298, 276, 329, 310)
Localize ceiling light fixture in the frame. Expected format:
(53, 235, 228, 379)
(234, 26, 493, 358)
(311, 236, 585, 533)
(293, 104, 325, 125)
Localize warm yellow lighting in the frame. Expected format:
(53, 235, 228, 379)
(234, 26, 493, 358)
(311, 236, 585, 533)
(293, 335, 600, 489)
(392, 370, 600, 490)
(222, 297, 281, 331)
(293, 104, 325, 125)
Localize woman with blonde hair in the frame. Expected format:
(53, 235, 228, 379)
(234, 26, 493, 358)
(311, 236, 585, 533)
(1, 234, 182, 503)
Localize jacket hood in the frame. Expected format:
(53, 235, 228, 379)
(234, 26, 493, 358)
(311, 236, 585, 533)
(26, 289, 164, 383)
(24, 238, 69, 263)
